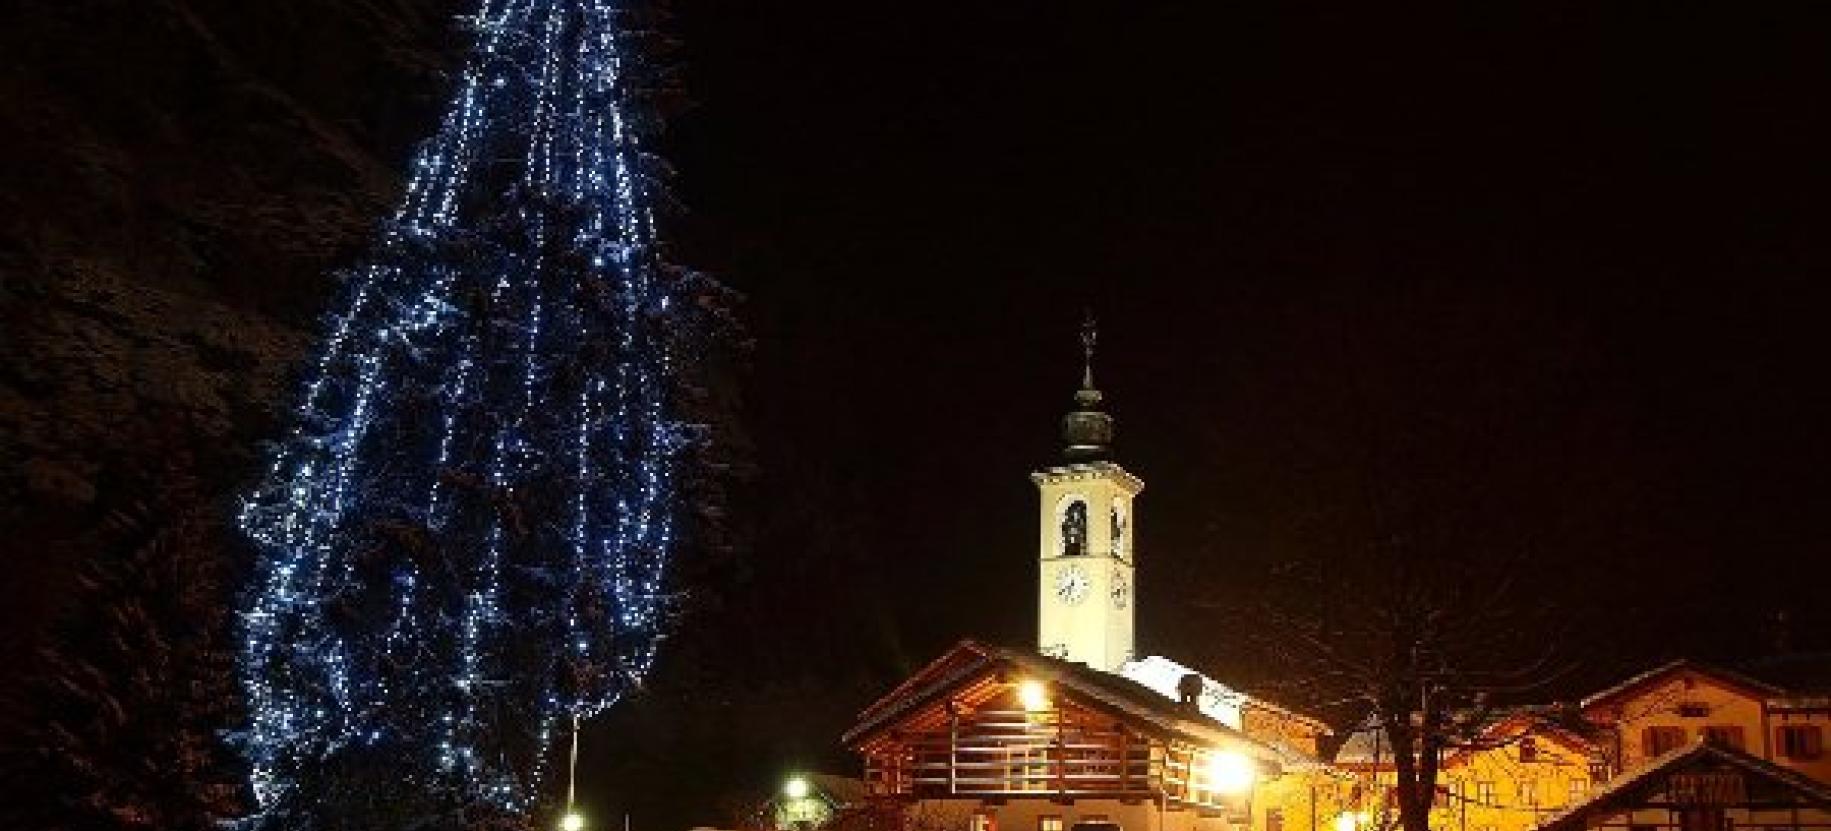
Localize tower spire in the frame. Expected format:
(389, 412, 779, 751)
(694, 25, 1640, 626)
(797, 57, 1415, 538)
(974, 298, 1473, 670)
(1062, 314, 1114, 461)
(1081, 310, 1098, 391)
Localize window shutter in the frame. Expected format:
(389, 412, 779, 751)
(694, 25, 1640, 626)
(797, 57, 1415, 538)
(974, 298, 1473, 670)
(1807, 726, 1825, 759)
(1643, 727, 1658, 756)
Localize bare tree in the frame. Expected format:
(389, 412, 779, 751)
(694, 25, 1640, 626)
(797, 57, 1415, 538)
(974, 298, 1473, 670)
(1196, 283, 1644, 831)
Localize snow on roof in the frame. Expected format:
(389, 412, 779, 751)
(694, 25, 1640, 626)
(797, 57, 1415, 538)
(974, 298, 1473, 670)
(1120, 654, 1333, 735)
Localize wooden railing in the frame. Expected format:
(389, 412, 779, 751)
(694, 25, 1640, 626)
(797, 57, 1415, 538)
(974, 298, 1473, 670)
(863, 706, 1234, 808)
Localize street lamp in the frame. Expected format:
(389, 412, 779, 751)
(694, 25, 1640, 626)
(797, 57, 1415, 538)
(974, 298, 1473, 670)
(1017, 680, 1050, 712)
(784, 776, 811, 800)
(1208, 749, 1257, 795)
(560, 713, 585, 831)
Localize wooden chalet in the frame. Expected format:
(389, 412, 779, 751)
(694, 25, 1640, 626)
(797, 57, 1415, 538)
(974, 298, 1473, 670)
(843, 640, 1320, 831)
(1534, 742, 1831, 831)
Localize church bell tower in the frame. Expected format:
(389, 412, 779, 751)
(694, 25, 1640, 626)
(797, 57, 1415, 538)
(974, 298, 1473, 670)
(1034, 318, 1141, 672)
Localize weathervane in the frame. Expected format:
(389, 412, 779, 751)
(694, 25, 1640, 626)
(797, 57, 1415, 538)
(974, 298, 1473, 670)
(1062, 310, 1113, 461)
(1080, 310, 1099, 391)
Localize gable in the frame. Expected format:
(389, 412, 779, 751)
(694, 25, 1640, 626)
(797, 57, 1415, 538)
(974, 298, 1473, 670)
(843, 639, 1303, 767)
(1442, 712, 1598, 769)
(1536, 744, 1831, 831)
(1582, 661, 1781, 721)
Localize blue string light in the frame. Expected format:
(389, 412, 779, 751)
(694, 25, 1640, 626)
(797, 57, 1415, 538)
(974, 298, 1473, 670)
(237, 0, 695, 821)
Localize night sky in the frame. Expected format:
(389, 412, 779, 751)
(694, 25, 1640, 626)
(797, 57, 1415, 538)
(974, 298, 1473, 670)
(5, 2, 1830, 829)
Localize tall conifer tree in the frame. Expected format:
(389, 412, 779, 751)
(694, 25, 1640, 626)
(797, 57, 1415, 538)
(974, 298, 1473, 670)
(236, 2, 721, 826)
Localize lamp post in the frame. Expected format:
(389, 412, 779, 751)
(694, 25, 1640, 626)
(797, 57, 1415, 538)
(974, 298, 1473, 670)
(559, 713, 585, 831)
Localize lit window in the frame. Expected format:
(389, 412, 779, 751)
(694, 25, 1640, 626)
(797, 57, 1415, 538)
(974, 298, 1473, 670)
(1519, 779, 1537, 806)
(1568, 779, 1588, 803)
(1476, 782, 1496, 804)
(1266, 809, 1285, 831)
(1040, 817, 1064, 831)
(972, 814, 996, 831)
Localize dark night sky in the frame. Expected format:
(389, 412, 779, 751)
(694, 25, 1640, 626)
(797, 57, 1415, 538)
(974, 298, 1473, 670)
(5, 2, 1830, 828)
(564, 2, 1831, 823)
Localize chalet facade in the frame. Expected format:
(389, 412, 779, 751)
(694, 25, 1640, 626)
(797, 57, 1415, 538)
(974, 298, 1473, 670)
(1334, 708, 1609, 831)
(1537, 743, 1831, 831)
(842, 640, 1327, 831)
(1581, 660, 1831, 785)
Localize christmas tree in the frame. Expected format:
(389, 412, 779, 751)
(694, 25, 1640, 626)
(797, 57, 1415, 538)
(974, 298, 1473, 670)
(236, 1, 722, 826)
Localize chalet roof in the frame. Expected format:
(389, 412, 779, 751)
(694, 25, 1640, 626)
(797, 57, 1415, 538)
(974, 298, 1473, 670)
(1333, 706, 1598, 767)
(803, 773, 867, 807)
(1532, 742, 1831, 831)
(843, 639, 1321, 769)
(1580, 659, 1783, 711)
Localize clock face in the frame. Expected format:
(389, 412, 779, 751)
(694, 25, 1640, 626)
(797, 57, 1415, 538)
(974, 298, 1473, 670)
(1055, 565, 1090, 605)
(1111, 571, 1130, 609)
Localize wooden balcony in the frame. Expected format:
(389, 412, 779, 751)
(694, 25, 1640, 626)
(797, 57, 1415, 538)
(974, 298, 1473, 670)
(862, 707, 1236, 811)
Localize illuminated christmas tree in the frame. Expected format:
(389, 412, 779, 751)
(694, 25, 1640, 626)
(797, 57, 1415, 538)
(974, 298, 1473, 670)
(236, 1, 720, 826)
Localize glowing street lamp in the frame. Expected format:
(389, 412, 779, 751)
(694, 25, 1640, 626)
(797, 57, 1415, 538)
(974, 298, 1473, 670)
(784, 776, 811, 800)
(1017, 680, 1050, 712)
(1335, 811, 1370, 831)
(560, 714, 586, 831)
(1208, 749, 1257, 795)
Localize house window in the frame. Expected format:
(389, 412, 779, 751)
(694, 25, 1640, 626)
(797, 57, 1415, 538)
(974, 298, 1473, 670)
(1778, 725, 1825, 760)
(972, 814, 996, 831)
(1568, 779, 1588, 804)
(1519, 737, 1539, 763)
(1266, 808, 1285, 831)
(1518, 779, 1537, 807)
(1678, 702, 1711, 718)
(1702, 726, 1745, 750)
(1645, 726, 1688, 756)
(1476, 781, 1496, 804)
(1039, 817, 1064, 831)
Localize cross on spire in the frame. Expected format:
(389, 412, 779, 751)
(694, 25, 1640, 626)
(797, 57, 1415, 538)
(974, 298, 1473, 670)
(1081, 310, 1099, 391)
(1062, 312, 1113, 461)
